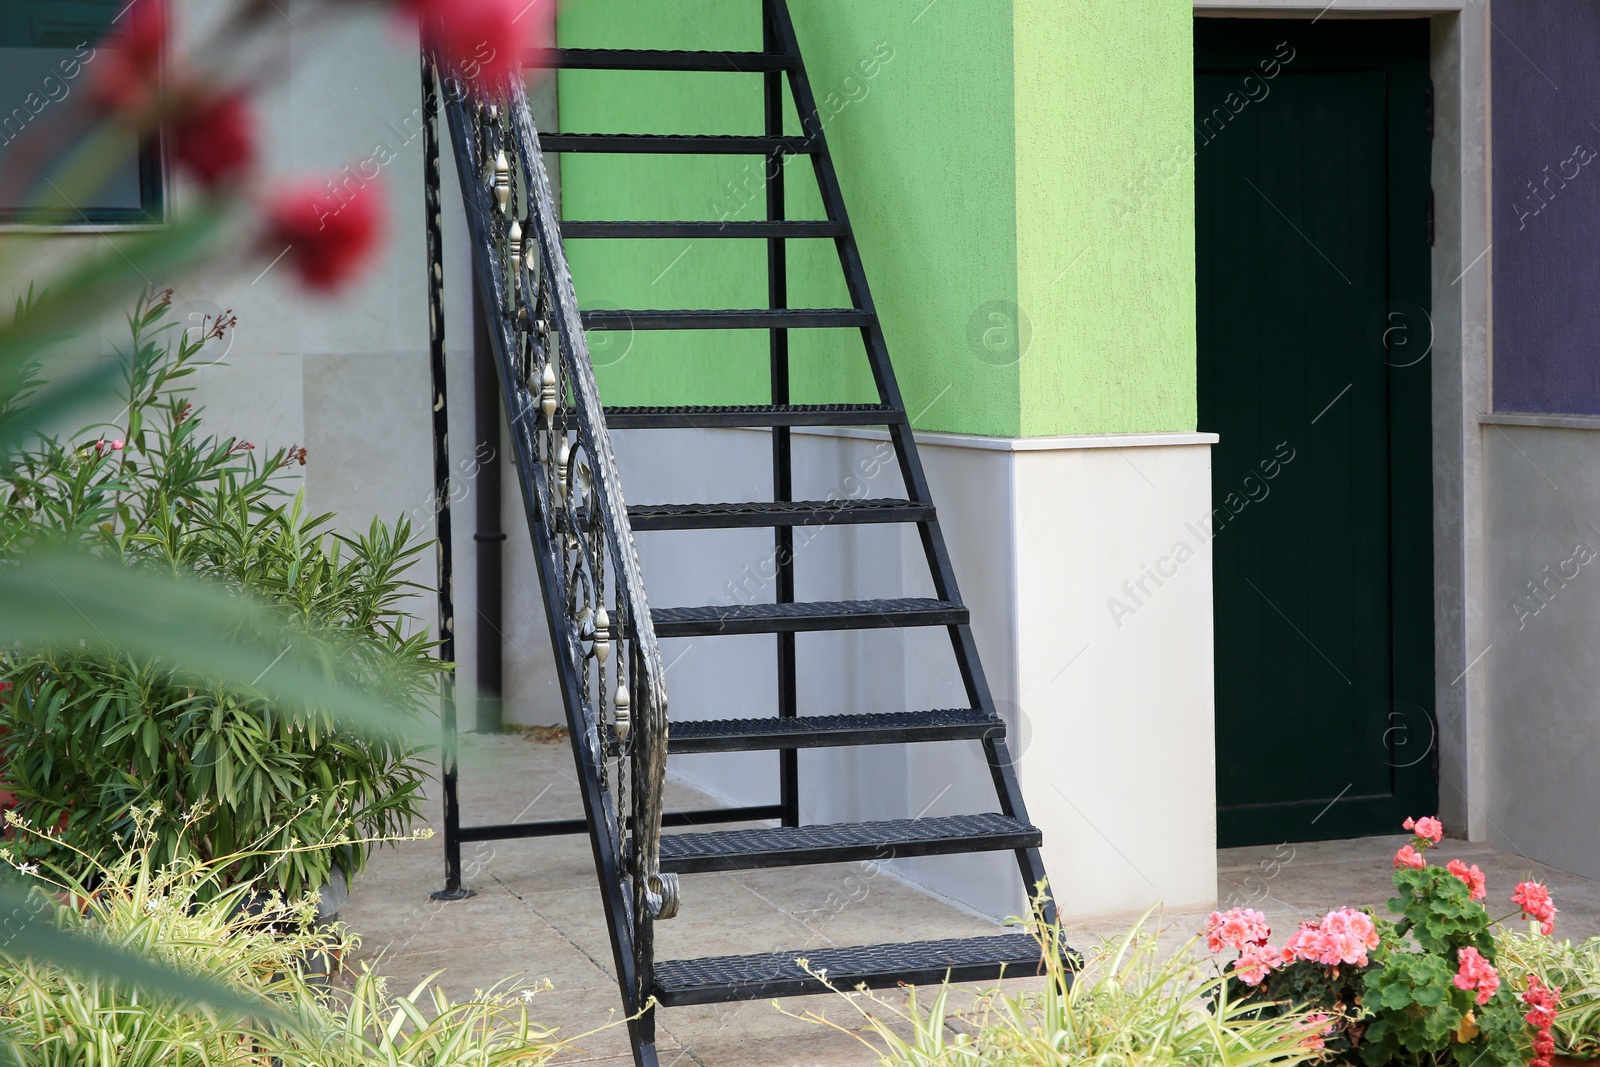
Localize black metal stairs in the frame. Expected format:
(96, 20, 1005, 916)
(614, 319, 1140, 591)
(423, 4, 1066, 1064)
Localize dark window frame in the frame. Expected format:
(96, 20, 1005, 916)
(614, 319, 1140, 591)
(0, 6, 167, 228)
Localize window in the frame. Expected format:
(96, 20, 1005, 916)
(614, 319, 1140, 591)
(0, 1, 163, 226)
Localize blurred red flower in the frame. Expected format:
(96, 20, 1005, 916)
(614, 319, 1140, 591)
(169, 94, 255, 187)
(264, 177, 386, 293)
(407, 0, 554, 95)
(92, 0, 168, 113)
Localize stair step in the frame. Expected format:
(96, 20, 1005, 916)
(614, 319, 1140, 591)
(539, 133, 815, 155)
(561, 219, 848, 239)
(545, 48, 795, 72)
(654, 933, 1050, 1006)
(651, 597, 966, 637)
(581, 308, 873, 331)
(659, 814, 1039, 874)
(628, 498, 933, 531)
(669, 708, 1001, 753)
(603, 403, 903, 429)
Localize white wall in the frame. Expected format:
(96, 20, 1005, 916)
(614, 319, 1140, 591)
(603, 426, 1219, 922)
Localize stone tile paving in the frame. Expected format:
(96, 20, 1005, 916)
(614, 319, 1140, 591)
(341, 732, 1600, 1066)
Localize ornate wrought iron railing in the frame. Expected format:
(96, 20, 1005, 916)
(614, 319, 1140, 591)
(431, 64, 679, 949)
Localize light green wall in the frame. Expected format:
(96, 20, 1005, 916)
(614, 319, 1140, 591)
(554, 1, 1194, 438)
(1013, 0, 1197, 435)
(785, 0, 1019, 436)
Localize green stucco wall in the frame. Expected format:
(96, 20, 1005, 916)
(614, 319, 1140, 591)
(554, 1, 1193, 438)
(1013, 1, 1197, 435)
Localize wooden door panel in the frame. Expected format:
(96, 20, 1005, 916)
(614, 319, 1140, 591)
(1196, 20, 1435, 846)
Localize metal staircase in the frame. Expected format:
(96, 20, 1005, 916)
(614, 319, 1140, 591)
(420, 4, 1063, 1064)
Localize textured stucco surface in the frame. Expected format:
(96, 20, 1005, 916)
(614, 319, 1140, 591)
(1489, 0, 1600, 416)
(1014, 0, 1197, 436)
(1482, 425, 1600, 882)
(556, 1, 1194, 437)
(557, 0, 1021, 436)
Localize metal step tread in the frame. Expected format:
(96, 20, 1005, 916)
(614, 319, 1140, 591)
(651, 597, 967, 637)
(669, 708, 999, 753)
(545, 48, 794, 72)
(581, 307, 873, 331)
(654, 933, 1049, 1006)
(629, 498, 932, 530)
(659, 813, 1038, 874)
(562, 219, 847, 239)
(603, 403, 903, 429)
(539, 132, 815, 154)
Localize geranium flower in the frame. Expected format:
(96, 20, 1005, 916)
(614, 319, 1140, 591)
(406, 0, 555, 96)
(1394, 844, 1426, 870)
(1283, 909, 1378, 968)
(1453, 946, 1500, 1006)
(1403, 815, 1444, 843)
(1231, 942, 1278, 986)
(1446, 859, 1488, 901)
(1522, 974, 1560, 1029)
(1523, 974, 1561, 1067)
(263, 176, 386, 293)
(1282, 922, 1326, 964)
(1513, 881, 1558, 935)
(92, 0, 167, 113)
(1204, 907, 1270, 953)
(169, 93, 255, 187)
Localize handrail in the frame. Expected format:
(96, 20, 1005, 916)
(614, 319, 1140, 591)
(438, 70, 678, 924)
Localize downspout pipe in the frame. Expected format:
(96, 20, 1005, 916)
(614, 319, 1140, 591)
(472, 268, 506, 734)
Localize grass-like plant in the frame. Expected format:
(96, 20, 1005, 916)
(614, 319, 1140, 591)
(789, 906, 1330, 1067)
(1495, 929, 1600, 1061)
(0, 294, 439, 899)
(0, 810, 564, 1066)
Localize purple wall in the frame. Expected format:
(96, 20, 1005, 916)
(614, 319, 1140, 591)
(1491, 0, 1600, 415)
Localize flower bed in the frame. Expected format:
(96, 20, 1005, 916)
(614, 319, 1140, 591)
(1208, 817, 1570, 1066)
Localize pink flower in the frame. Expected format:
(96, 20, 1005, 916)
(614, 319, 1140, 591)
(169, 93, 255, 187)
(1524, 974, 1561, 1067)
(1522, 973, 1561, 1029)
(1403, 815, 1444, 844)
(1446, 859, 1488, 901)
(1513, 881, 1558, 935)
(91, 0, 167, 113)
(1394, 844, 1426, 870)
(1283, 909, 1379, 968)
(263, 177, 386, 293)
(1454, 946, 1500, 1006)
(406, 0, 555, 96)
(1204, 907, 1271, 953)
(1231, 942, 1279, 986)
(111, 439, 124, 451)
(1297, 1013, 1333, 1051)
(1283, 922, 1328, 964)
(1319, 908, 1378, 966)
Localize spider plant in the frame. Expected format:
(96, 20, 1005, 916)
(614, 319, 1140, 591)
(0, 812, 564, 1066)
(1495, 927, 1600, 1060)
(791, 906, 1330, 1067)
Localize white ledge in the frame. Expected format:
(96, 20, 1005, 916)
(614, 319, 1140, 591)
(1479, 412, 1600, 432)
(784, 426, 1220, 452)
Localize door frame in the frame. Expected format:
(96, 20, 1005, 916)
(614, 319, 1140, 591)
(1195, 3, 1491, 840)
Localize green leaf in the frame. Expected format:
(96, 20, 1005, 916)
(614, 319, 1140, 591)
(0, 885, 287, 1024)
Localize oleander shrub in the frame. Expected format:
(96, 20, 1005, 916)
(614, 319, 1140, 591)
(0, 294, 438, 898)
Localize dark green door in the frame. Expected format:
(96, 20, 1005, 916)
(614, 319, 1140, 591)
(1195, 19, 1435, 847)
